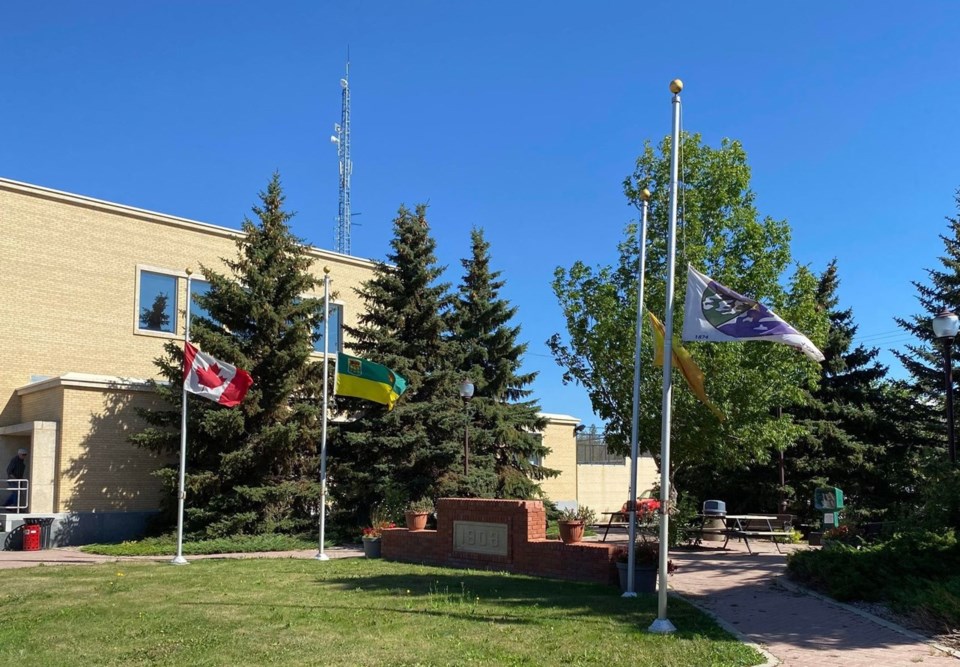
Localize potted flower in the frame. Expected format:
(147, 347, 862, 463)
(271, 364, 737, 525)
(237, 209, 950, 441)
(405, 498, 434, 531)
(614, 541, 677, 593)
(361, 513, 396, 558)
(557, 505, 596, 544)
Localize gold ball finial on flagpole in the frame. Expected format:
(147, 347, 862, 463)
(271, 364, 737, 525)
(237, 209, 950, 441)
(669, 79, 683, 94)
(323, 266, 331, 275)
(640, 188, 652, 201)
(185, 268, 193, 276)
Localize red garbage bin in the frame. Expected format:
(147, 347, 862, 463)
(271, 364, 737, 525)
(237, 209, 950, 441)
(23, 524, 41, 551)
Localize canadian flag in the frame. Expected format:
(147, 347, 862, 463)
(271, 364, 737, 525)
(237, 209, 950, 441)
(183, 342, 253, 407)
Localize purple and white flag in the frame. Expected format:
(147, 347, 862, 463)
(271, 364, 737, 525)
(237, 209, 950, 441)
(681, 264, 825, 362)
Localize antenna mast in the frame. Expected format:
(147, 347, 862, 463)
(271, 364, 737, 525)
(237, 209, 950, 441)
(331, 59, 352, 255)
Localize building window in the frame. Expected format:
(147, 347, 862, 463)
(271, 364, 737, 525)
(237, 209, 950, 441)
(576, 431, 624, 465)
(138, 270, 178, 333)
(528, 434, 544, 467)
(313, 303, 343, 354)
(190, 279, 213, 326)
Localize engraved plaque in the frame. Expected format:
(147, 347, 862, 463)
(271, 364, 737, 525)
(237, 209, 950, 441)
(453, 521, 508, 556)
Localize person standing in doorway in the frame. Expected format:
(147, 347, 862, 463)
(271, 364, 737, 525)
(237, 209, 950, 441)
(5, 448, 27, 512)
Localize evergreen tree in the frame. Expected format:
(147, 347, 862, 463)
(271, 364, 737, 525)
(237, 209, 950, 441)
(894, 190, 960, 405)
(140, 293, 170, 331)
(785, 262, 907, 521)
(132, 174, 325, 537)
(892, 190, 960, 524)
(330, 205, 464, 525)
(453, 228, 558, 498)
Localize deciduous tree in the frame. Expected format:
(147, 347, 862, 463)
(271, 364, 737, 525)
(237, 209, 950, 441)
(550, 134, 827, 491)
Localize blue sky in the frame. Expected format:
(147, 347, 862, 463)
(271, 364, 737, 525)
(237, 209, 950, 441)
(3, 2, 960, 423)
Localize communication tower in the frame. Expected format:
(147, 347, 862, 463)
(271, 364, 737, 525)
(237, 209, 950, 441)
(330, 62, 352, 255)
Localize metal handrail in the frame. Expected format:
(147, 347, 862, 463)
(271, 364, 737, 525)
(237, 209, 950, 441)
(2, 479, 29, 511)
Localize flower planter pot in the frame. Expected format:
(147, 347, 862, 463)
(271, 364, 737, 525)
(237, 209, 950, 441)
(405, 511, 429, 531)
(616, 562, 657, 593)
(558, 520, 585, 544)
(362, 537, 382, 558)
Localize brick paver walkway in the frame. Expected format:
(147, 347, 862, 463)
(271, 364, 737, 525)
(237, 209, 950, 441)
(668, 541, 957, 666)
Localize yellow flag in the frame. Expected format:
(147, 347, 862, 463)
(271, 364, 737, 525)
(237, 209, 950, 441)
(648, 311, 725, 422)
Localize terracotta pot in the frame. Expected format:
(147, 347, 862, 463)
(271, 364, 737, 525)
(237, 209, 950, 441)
(362, 536, 382, 558)
(558, 520, 585, 544)
(405, 511, 429, 531)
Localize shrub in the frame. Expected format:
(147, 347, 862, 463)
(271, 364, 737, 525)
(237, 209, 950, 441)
(406, 498, 435, 514)
(615, 541, 678, 573)
(787, 529, 960, 629)
(559, 505, 597, 525)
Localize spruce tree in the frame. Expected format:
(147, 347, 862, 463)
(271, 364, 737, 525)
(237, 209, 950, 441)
(786, 262, 896, 520)
(132, 174, 325, 537)
(892, 190, 960, 523)
(140, 293, 170, 331)
(895, 190, 960, 401)
(330, 205, 464, 526)
(453, 228, 558, 498)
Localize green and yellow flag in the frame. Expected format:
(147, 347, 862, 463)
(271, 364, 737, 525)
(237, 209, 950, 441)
(649, 311, 725, 422)
(335, 353, 407, 410)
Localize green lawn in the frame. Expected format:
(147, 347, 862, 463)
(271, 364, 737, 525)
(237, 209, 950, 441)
(1, 559, 762, 666)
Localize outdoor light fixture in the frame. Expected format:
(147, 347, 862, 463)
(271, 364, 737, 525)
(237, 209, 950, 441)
(932, 309, 960, 464)
(459, 379, 474, 475)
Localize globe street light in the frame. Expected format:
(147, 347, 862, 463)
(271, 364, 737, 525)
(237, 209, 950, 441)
(459, 379, 475, 475)
(932, 309, 960, 464)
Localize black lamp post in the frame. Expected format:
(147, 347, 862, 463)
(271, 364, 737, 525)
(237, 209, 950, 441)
(932, 309, 960, 464)
(459, 379, 475, 475)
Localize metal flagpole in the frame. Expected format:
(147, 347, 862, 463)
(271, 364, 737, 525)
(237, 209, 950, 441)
(316, 267, 332, 561)
(171, 268, 193, 566)
(649, 79, 683, 633)
(624, 188, 651, 598)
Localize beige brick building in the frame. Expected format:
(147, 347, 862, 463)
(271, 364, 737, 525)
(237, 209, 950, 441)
(0, 177, 653, 545)
(0, 177, 381, 543)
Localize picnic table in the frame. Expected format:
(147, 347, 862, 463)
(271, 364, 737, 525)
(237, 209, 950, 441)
(688, 514, 793, 554)
(599, 511, 659, 542)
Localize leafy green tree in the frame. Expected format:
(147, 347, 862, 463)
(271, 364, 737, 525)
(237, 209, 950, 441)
(453, 228, 558, 498)
(132, 174, 325, 537)
(330, 205, 465, 525)
(549, 134, 827, 490)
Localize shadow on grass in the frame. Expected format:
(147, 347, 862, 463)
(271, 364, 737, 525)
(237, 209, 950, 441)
(314, 570, 735, 641)
(181, 599, 536, 625)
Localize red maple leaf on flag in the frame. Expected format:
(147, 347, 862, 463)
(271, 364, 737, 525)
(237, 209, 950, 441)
(196, 363, 225, 389)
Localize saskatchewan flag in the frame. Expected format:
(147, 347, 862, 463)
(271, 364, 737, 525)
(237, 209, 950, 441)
(649, 311, 725, 422)
(335, 353, 408, 410)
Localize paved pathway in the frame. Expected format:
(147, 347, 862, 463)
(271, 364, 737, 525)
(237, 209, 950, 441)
(668, 540, 957, 666)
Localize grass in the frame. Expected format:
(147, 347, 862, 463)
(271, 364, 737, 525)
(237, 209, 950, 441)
(80, 533, 320, 556)
(0, 558, 763, 666)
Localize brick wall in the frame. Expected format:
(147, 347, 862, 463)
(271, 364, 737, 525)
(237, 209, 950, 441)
(381, 498, 620, 586)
